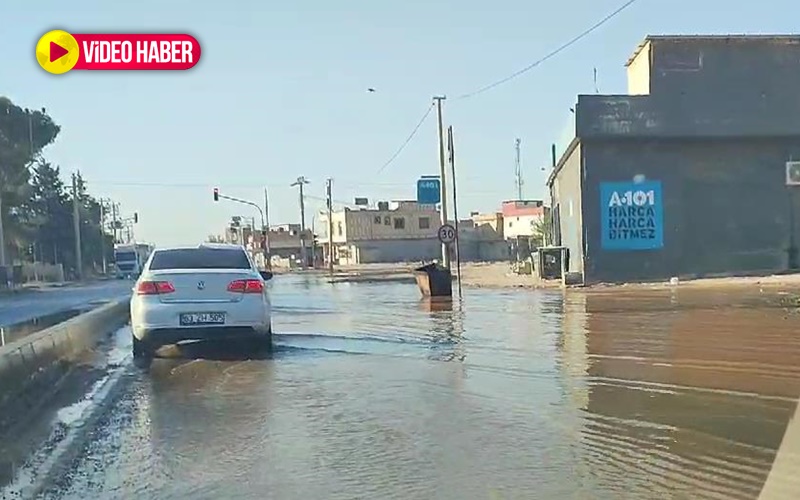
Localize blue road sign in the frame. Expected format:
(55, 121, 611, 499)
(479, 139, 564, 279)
(417, 177, 441, 204)
(600, 180, 664, 251)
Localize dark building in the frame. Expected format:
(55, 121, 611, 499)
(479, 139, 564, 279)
(548, 35, 800, 284)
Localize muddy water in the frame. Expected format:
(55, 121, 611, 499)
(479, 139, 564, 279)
(42, 276, 800, 500)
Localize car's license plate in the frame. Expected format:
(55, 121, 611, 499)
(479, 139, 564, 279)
(179, 312, 225, 326)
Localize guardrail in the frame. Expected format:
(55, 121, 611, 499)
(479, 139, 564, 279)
(0, 300, 130, 432)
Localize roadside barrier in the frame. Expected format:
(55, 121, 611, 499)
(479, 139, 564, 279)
(0, 300, 129, 431)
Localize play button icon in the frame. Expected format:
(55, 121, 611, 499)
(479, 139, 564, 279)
(36, 30, 79, 74)
(49, 41, 69, 62)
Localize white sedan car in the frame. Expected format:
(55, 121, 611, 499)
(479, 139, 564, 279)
(130, 243, 273, 361)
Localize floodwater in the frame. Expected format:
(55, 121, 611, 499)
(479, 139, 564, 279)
(0, 308, 86, 347)
(37, 275, 800, 499)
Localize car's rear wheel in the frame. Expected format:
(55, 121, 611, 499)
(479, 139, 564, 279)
(132, 335, 154, 367)
(251, 329, 273, 354)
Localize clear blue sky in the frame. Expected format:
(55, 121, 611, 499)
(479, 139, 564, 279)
(3, 0, 794, 246)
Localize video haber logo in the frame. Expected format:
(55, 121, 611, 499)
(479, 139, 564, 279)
(36, 30, 201, 74)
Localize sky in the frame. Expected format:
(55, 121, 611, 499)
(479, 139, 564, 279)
(2, 0, 795, 246)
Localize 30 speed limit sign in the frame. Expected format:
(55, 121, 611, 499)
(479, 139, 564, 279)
(437, 223, 456, 244)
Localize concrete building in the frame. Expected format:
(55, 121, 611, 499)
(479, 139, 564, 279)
(319, 200, 509, 264)
(457, 218, 510, 261)
(501, 200, 547, 240)
(267, 224, 317, 268)
(320, 200, 441, 264)
(470, 211, 504, 239)
(548, 35, 800, 284)
(222, 222, 316, 269)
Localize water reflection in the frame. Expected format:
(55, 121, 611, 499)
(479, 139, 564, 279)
(565, 288, 800, 499)
(558, 292, 590, 412)
(0, 308, 86, 346)
(418, 297, 453, 313)
(420, 297, 466, 365)
(38, 277, 800, 500)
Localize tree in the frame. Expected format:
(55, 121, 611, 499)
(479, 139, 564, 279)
(1, 97, 116, 279)
(28, 160, 72, 264)
(0, 97, 61, 261)
(532, 209, 553, 248)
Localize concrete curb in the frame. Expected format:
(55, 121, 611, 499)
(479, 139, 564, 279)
(0, 300, 130, 431)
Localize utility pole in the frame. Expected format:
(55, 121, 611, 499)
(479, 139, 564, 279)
(515, 138, 524, 200)
(71, 173, 83, 281)
(326, 178, 334, 277)
(111, 202, 118, 244)
(291, 176, 310, 269)
(0, 190, 5, 269)
(264, 187, 271, 270)
(433, 95, 450, 268)
(310, 215, 317, 267)
(100, 200, 107, 275)
(448, 125, 463, 298)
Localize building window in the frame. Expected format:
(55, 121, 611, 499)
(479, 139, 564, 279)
(418, 217, 430, 229)
(393, 217, 405, 230)
(374, 215, 381, 224)
(384, 216, 391, 225)
(337, 222, 343, 236)
(508, 221, 513, 228)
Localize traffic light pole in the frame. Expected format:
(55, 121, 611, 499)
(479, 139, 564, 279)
(213, 188, 268, 268)
(213, 191, 265, 229)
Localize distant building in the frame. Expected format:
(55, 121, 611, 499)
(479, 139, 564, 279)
(470, 211, 504, 239)
(548, 35, 800, 284)
(501, 200, 546, 240)
(223, 221, 316, 269)
(458, 216, 509, 261)
(319, 200, 508, 264)
(320, 200, 441, 265)
(267, 225, 316, 267)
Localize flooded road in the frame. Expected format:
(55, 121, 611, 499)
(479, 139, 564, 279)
(31, 276, 800, 499)
(0, 280, 132, 328)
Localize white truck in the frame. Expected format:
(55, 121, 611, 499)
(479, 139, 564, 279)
(114, 243, 154, 279)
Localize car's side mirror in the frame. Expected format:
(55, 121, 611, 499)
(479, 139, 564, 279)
(259, 270, 273, 281)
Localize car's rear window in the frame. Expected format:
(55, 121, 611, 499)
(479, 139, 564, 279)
(148, 248, 251, 270)
(115, 252, 136, 262)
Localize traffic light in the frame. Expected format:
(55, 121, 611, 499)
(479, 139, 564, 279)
(133, 212, 138, 223)
(213, 188, 219, 202)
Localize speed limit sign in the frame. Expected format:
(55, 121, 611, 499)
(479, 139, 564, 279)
(437, 223, 456, 244)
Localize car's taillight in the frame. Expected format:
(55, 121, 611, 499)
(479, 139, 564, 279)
(136, 281, 175, 295)
(227, 279, 263, 293)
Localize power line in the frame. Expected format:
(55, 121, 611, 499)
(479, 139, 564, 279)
(457, 0, 641, 100)
(92, 181, 240, 187)
(90, 177, 505, 191)
(376, 103, 435, 174)
(90, 181, 286, 189)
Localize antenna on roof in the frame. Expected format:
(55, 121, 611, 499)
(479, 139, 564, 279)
(514, 138, 524, 200)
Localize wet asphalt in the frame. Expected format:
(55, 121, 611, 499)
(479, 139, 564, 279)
(0, 281, 132, 328)
(6, 274, 800, 499)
